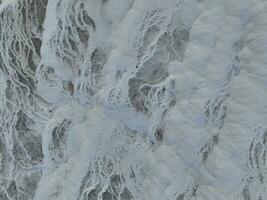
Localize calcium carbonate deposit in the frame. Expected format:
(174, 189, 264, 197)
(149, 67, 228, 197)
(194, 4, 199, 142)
(0, 0, 266, 199)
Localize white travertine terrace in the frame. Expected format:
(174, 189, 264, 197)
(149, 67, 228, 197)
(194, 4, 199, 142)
(0, 0, 266, 199)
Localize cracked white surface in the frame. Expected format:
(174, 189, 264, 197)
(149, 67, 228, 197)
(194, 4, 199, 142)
(0, 0, 267, 199)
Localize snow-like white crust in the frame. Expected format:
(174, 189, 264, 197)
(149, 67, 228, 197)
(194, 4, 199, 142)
(0, 0, 266, 199)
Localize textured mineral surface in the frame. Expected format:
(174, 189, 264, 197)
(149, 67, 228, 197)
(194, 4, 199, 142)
(0, 0, 267, 199)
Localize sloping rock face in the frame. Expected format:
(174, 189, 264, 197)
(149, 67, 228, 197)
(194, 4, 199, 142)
(0, 0, 267, 199)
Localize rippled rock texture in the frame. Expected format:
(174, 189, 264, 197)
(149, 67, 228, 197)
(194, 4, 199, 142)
(0, 0, 267, 199)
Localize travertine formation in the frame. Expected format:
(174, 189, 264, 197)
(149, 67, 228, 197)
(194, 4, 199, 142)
(0, 0, 266, 199)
